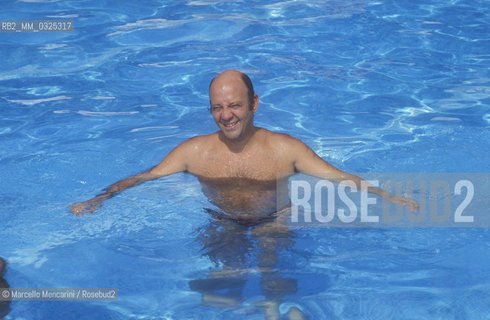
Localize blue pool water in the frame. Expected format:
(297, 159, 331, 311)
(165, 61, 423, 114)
(1, 0, 489, 319)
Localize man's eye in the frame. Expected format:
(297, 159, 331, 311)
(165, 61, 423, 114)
(212, 106, 222, 112)
(230, 104, 241, 108)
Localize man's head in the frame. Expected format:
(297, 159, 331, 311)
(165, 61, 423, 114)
(209, 70, 259, 141)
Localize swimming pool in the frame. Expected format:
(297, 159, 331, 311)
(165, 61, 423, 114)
(1, 0, 489, 318)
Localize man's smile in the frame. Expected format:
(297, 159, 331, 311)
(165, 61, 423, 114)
(222, 120, 239, 129)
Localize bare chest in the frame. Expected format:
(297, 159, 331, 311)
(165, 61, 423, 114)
(189, 148, 293, 180)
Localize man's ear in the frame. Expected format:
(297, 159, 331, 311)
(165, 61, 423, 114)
(252, 94, 259, 113)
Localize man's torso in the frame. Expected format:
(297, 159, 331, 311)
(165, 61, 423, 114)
(186, 128, 295, 180)
(185, 128, 294, 217)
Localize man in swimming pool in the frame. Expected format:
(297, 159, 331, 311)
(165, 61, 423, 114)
(70, 69, 418, 216)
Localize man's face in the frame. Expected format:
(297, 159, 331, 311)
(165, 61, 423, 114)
(209, 75, 257, 141)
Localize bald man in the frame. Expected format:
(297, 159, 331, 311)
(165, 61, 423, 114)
(70, 70, 418, 217)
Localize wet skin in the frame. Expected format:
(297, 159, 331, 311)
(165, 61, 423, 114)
(69, 70, 417, 319)
(70, 70, 418, 216)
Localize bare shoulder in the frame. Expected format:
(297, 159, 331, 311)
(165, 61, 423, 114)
(259, 128, 309, 153)
(150, 133, 218, 176)
(175, 132, 218, 154)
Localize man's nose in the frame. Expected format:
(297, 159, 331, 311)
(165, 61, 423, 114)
(221, 107, 233, 121)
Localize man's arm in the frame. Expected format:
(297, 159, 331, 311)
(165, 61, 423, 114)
(289, 137, 419, 212)
(70, 139, 191, 215)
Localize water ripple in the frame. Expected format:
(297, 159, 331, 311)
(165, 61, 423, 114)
(6, 95, 71, 106)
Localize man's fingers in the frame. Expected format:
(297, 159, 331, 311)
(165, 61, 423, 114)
(406, 199, 419, 212)
(390, 196, 419, 212)
(69, 201, 99, 215)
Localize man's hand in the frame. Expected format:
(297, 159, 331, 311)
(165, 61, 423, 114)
(387, 195, 419, 212)
(70, 198, 104, 215)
